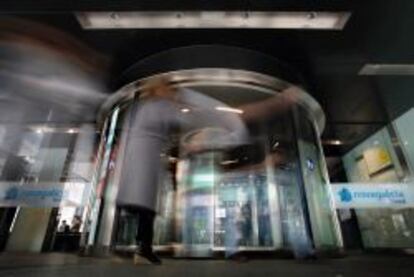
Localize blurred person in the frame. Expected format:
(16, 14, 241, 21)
(238, 86, 302, 123)
(238, 203, 253, 246)
(221, 146, 314, 259)
(0, 17, 108, 125)
(58, 220, 70, 233)
(117, 76, 250, 265)
(224, 203, 243, 260)
(0, 18, 107, 255)
(223, 202, 253, 257)
(70, 215, 82, 232)
(116, 76, 179, 265)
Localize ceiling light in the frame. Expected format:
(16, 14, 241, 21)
(221, 159, 239, 165)
(323, 139, 343, 145)
(215, 106, 244, 114)
(181, 108, 190, 113)
(359, 64, 414, 75)
(76, 11, 351, 30)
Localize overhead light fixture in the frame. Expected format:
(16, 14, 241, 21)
(359, 64, 414, 75)
(221, 159, 239, 165)
(76, 11, 351, 30)
(215, 106, 244, 114)
(180, 108, 191, 113)
(323, 139, 343, 145)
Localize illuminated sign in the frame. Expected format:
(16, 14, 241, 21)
(331, 183, 414, 208)
(0, 182, 88, 207)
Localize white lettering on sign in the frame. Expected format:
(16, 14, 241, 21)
(0, 182, 89, 207)
(330, 183, 414, 209)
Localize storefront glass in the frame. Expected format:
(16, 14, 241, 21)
(0, 123, 96, 252)
(342, 118, 414, 248)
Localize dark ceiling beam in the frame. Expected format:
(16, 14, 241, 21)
(0, 0, 355, 13)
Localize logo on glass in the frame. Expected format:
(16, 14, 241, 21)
(4, 187, 19, 200)
(338, 188, 353, 203)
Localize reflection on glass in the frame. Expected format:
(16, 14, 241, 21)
(106, 80, 340, 258)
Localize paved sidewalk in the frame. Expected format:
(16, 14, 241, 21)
(0, 253, 413, 277)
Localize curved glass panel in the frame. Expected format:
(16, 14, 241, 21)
(89, 70, 342, 258)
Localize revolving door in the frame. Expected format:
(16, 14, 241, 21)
(83, 47, 342, 258)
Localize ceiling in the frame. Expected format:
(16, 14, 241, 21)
(0, 0, 414, 158)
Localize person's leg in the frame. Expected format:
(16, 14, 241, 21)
(134, 207, 161, 265)
(136, 208, 155, 253)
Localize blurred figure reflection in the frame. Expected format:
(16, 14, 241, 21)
(0, 18, 107, 253)
(0, 17, 108, 124)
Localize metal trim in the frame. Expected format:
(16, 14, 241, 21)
(98, 68, 325, 134)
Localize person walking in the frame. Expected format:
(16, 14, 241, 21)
(116, 75, 251, 265)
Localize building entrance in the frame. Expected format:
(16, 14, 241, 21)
(82, 46, 342, 258)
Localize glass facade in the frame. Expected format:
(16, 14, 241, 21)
(342, 108, 414, 248)
(295, 109, 342, 251)
(0, 124, 96, 252)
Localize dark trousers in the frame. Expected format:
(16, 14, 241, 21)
(119, 205, 156, 252)
(137, 208, 156, 252)
(127, 206, 156, 253)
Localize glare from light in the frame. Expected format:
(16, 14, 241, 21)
(359, 64, 414, 75)
(76, 11, 351, 30)
(193, 174, 215, 183)
(323, 139, 343, 145)
(36, 128, 43, 134)
(221, 159, 239, 165)
(215, 106, 244, 114)
(68, 129, 75, 134)
(181, 108, 190, 113)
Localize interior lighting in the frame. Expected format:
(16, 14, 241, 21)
(76, 11, 351, 30)
(323, 139, 343, 145)
(359, 64, 414, 75)
(215, 106, 244, 114)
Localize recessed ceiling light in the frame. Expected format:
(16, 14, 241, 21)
(323, 139, 343, 145)
(221, 159, 239, 165)
(215, 106, 244, 114)
(76, 11, 351, 30)
(359, 64, 414, 75)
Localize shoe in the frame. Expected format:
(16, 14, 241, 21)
(133, 251, 162, 265)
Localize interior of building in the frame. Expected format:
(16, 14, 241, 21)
(0, 1, 413, 262)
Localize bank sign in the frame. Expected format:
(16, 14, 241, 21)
(0, 182, 88, 207)
(331, 183, 414, 209)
